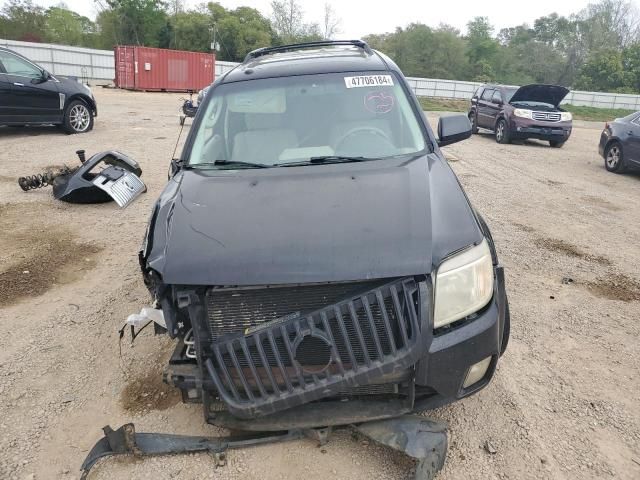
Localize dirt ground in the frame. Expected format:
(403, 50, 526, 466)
(0, 89, 638, 480)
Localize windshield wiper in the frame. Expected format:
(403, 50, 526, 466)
(276, 156, 374, 167)
(311, 155, 371, 163)
(186, 160, 269, 169)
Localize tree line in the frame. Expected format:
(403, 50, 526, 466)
(1, 0, 639, 93)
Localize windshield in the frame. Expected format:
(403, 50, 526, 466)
(504, 88, 518, 102)
(187, 72, 427, 168)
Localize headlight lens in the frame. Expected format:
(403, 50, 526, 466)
(560, 112, 572, 121)
(513, 108, 533, 119)
(434, 239, 494, 328)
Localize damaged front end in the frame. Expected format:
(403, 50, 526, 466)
(151, 276, 433, 429)
(95, 271, 450, 479)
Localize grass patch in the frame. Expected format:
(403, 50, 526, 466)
(562, 104, 636, 122)
(418, 96, 637, 122)
(418, 97, 468, 113)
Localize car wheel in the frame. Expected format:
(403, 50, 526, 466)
(63, 100, 93, 134)
(549, 140, 565, 148)
(495, 119, 510, 144)
(604, 141, 625, 173)
(469, 112, 479, 134)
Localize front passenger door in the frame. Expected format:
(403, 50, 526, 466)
(487, 90, 504, 128)
(0, 50, 61, 124)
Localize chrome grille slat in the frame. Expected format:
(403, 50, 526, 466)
(532, 111, 561, 122)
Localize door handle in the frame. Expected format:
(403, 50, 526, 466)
(13, 82, 24, 86)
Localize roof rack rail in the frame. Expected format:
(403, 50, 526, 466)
(243, 40, 373, 63)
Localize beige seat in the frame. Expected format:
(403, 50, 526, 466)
(231, 113, 298, 164)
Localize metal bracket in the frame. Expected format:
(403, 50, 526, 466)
(303, 426, 332, 446)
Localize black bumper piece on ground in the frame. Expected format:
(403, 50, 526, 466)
(80, 416, 448, 480)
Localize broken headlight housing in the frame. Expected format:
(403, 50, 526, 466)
(433, 239, 493, 329)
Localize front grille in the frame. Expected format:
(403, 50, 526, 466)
(206, 280, 382, 341)
(532, 111, 561, 122)
(203, 277, 427, 419)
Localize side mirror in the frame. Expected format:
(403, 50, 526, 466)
(437, 114, 472, 147)
(31, 70, 49, 84)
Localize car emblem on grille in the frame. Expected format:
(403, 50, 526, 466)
(294, 334, 333, 374)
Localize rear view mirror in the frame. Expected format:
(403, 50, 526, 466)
(437, 114, 472, 147)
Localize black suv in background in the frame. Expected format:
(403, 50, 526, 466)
(0, 47, 97, 133)
(469, 83, 573, 148)
(138, 40, 510, 430)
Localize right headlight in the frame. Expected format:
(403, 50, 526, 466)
(514, 108, 533, 119)
(433, 239, 494, 329)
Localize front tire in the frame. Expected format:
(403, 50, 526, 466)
(604, 141, 625, 173)
(469, 112, 479, 134)
(63, 100, 93, 134)
(549, 140, 565, 148)
(495, 118, 510, 144)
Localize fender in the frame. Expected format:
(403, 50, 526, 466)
(67, 93, 97, 116)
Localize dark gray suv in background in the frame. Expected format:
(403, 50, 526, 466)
(138, 40, 510, 430)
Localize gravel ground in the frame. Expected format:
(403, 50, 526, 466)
(0, 89, 638, 480)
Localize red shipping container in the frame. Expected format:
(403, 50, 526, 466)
(114, 46, 215, 92)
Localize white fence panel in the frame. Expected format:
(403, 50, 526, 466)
(2, 39, 640, 110)
(1, 38, 114, 83)
(216, 60, 238, 77)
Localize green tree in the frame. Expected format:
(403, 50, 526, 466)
(200, 3, 275, 61)
(365, 24, 468, 80)
(166, 11, 211, 51)
(45, 6, 96, 46)
(575, 49, 627, 91)
(0, 0, 47, 42)
(101, 0, 168, 47)
(466, 17, 500, 81)
(622, 44, 640, 92)
(270, 0, 320, 44)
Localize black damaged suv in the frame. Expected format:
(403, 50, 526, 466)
(139, 40, 510, 430)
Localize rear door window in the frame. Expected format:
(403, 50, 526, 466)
(481, 89, 494, 101)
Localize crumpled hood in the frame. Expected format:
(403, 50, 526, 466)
(147, 155, 483, 285)
(510, 84, 570, 107)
